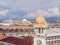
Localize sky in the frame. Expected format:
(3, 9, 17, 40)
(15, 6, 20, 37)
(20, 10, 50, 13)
(0, 0, 60, 22)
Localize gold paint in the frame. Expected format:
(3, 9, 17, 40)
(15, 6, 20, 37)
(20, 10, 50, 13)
(35, 16, 48, 28)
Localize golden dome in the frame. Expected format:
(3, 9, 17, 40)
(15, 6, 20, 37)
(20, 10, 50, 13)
(35, 16, 48, 28)
(36, 16, 46, 24)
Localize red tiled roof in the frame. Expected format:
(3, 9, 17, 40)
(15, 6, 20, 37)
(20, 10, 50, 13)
(0, 34, 4, 40)
(0, 36, 33, 45)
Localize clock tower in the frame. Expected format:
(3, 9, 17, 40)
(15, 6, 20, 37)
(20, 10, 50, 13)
(33, 16, 48, 45)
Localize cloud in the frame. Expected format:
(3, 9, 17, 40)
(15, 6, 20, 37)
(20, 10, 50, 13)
(0, 0, 60, 11)
(48, 7, 60, 15)
(0, 9, 9, 16)
(23, 10, 49, 18)
(24, 7, 60, 18)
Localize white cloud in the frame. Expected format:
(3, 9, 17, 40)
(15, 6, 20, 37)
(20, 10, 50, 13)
(0, 0, 60, 12)
(0, 9, 9, 16)
(48, 7, 60, 15)
(24, 10, 51, 18)
(24, 7, 60, 18)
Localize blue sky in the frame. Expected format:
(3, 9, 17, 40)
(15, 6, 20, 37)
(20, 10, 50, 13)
(0, 0, 60, 22)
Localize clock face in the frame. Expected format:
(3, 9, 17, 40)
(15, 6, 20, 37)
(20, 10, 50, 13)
(37, 40, 42, 45)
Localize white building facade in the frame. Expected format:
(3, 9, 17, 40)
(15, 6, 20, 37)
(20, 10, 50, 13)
(33, 16, 60, 45)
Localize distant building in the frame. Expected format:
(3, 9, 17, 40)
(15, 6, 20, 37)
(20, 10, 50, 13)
(0, 18, 32, 26)
(0, 19, 13, 26)
(13, 19, 32, 26)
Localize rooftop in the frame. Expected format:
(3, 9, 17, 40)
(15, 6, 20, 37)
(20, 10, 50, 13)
(45, 28, 60, 36)
(0, 36, 33, 45)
